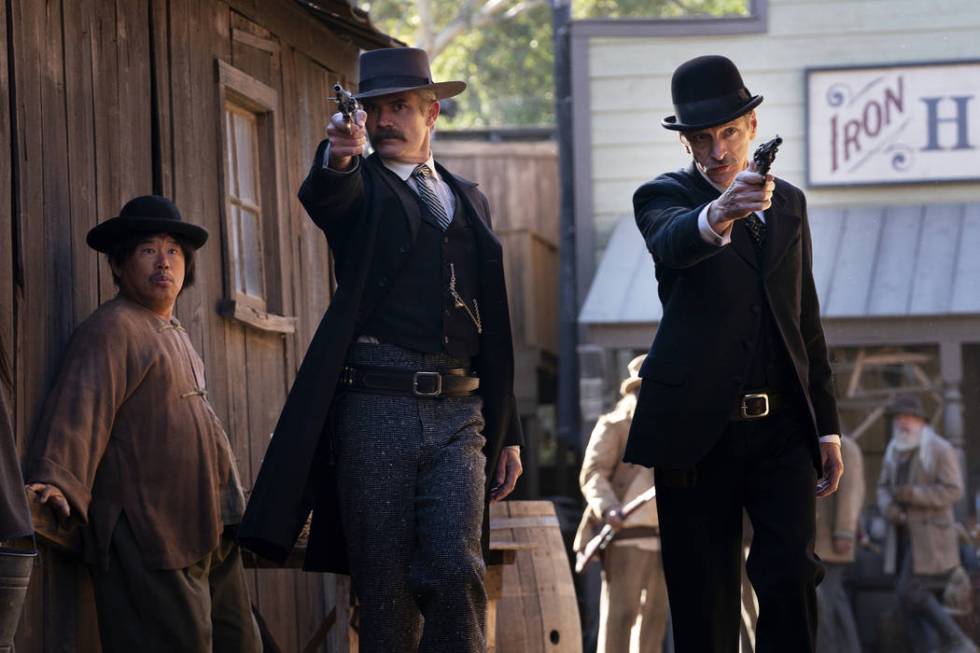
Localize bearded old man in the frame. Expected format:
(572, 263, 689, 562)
(239, 48, 524, 653)
(26, 196, 261, 652)
(876, 394, 977, 653)
(623, 55, 844, 652)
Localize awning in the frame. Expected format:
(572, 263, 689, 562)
(580, 202, 980, 330)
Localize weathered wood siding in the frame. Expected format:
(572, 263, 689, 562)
(433, 140, 560, 355)
(5, 0, 363, 650)
(585, 0, 980, 254)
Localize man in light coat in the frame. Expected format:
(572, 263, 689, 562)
(815, 434, 864, 653)
(877, 394, 976, 653)
(575, 355, 667, 653)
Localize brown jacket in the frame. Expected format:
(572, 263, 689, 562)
(815, 435, 864, 563)
(574, 394, 657, 552)
(29, 297, 245, 570)
(876, 426, 963, 576)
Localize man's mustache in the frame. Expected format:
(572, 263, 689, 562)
(372, 129, 405, 142)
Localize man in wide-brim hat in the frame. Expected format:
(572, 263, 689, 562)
(239, 47, 524, 652)
(622, 55, 843, 652)
(27, 196, 261, 652)
(876, 394, 976, 653)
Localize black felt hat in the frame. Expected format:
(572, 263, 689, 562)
(355, 47, 466, 101)
(86, 195, 209, 253)
(662, 55, 763, 131)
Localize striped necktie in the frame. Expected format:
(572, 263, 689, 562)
(412, 164, 452, 230)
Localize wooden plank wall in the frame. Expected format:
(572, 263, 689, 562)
(9, 0, 358, 650)
(432, 141, 560, 355)
(10, 0, 154, 648)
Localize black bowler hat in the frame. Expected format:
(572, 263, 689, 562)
(86, 195, 209, 253)
(355, 47, 466, 101)
(662, 55, 763, 131)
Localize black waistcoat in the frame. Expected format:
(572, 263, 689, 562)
(362, 187, 482, 358)
(742, 222, 797, 393)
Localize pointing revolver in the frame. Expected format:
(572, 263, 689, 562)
(332, 83, 361, 131)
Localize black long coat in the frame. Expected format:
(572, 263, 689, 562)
(624, 163, 840, 471)
(238, 145, 523, 573)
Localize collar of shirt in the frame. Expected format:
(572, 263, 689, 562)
(381, 154, 456, 218)
(695, 162, 765, 223)
(381, 154, 439, 183)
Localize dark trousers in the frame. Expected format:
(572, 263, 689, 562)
(654, 405, 821, 653)
(816, 564, 861, 653)
(91, 516, 261, 653)
(334, 343, 488, 653)
(896, 539, 972, 652)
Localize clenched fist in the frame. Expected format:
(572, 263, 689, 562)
(707, 162, 775, 234)
(326, 109, 368, 171)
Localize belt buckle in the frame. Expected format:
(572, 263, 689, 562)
(413, 371, 443, 397)
(740, 393, 770, 419)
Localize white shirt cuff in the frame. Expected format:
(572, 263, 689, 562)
(819, 434, 841, 445)
(698, 203, 732, 246)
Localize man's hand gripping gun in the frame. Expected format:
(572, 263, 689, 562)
(574, 484, 657, 574)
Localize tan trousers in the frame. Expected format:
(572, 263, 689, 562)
(91, 516, 262, 653)
(598, 544, 669, 653)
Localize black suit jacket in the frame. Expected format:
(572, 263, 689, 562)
(238, 145, 523, 572)
(624, 163, 839, 471)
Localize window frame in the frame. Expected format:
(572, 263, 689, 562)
(215, 59, 296, 334)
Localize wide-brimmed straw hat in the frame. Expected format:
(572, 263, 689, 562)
(620, 355, 646, 396)
(86, 195, 208, 253)
(662, 55, 763, 131)
(355, 47, 466, 101)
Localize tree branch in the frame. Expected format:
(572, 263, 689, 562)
(429, 0, 547, 59)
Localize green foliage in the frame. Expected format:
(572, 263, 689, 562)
(358, 0, 751, 128)
(433, 5, 555, 128)
(574, 0, 749, 19)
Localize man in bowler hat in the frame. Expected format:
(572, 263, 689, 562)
(239, 48, 524, 652)
(26, 196, 261, 652)
(624, 55, 844, 652)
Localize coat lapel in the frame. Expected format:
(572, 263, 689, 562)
(763, 183, 801, 276)
(731, 221, 760, 271)
(368, 153, 422, 242)
(682, 162, 760, 271)
(436, 161, 501, 251)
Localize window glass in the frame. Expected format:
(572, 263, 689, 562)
(239, 207, 264, 298)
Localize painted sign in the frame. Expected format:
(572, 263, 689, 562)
(806, 60, 980, 186)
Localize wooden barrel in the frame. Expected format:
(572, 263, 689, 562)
(489, 500, 582, 653)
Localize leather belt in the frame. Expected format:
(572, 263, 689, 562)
(730, 391, 783, 421)
(339, 365, 479, 398)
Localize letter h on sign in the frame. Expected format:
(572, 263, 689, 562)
(921, 96, 975, 151)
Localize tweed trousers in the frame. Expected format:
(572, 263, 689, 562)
(334, 343, 488, 653)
